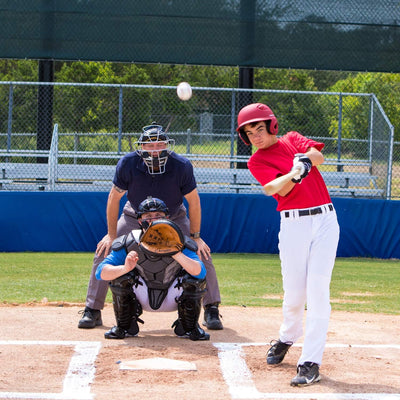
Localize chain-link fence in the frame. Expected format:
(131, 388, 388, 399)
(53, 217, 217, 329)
(0, 82, 395, 199)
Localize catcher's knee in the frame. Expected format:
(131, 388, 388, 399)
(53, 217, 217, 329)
(110, 272, 135, 292)
(176, 274, 206, 332)
(180, 274, 207, 299)
(109, 273, 143, 333)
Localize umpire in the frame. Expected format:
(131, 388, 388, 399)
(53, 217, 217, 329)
(96, 196, 210, 341)
(79, 123, 223, 331)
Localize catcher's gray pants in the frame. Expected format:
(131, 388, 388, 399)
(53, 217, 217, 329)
(85, 201, 221, 310)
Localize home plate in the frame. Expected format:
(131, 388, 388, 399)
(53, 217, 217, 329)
(119, 357, 197, 371)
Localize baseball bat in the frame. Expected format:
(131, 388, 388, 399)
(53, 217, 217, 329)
(165, 115, 175, 132)
(263, 167, 301, 196)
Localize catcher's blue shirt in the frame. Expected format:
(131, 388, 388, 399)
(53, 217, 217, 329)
(113, 151, 196, 215)
(95, 247, 206, 281)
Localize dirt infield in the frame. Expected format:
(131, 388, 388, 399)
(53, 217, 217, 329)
(1, 304, 399, 400)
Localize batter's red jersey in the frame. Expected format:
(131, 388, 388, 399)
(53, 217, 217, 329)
(248, 131, 331, 211)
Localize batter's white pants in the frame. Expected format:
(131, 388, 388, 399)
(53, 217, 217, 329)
(278, 204, 339, 366)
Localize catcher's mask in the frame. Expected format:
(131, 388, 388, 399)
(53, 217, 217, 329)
(135, 123, 175, 174)
(137, 196, 170, 230)
(236, 103, 278, 145)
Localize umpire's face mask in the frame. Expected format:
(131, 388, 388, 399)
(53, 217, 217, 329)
(138, 142, 170, 174)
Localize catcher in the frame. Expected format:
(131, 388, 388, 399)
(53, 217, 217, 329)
(95, 196, 210, 341)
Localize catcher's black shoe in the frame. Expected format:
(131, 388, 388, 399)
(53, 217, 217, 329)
(266, 340, 293, 365)
(203, 304, 223, 330)
(188, 325, 210, 341)
(78, 307, 102, 329)
(290, 362, 321, 386)
(104, 326, 127, 339)
(104, 324, 139, 339)
(173, 321, 210, 341)
(172, 319, 186, 336)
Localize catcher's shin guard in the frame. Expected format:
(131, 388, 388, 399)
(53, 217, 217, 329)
(108, 273, 143, 337)
(175, 275, 209, 341)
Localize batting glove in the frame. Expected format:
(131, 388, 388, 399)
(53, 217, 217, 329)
(291, 153, 312, 183)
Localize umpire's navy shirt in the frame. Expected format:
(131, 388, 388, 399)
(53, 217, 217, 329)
(113, 151, 196, 215)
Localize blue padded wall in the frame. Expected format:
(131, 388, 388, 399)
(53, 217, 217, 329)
(1, 192, 399, 259)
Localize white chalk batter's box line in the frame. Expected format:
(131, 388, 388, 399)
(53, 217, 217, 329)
(0, 341, 399, 400)
(213, 342, 400, 400)
(0, 340, 101, 400)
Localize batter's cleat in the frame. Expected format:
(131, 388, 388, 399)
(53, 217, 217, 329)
(290, 362, 321, 386)
(266, 340, 293, 365)
(78, 307, 102, 329)
(202, 304, 223, 330)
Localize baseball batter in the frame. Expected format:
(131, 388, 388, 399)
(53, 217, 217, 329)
(237, 103, 340, 387)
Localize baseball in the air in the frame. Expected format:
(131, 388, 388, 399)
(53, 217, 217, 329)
(177, 82, 192, 101)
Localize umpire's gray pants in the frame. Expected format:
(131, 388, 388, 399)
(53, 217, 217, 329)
(85, 201, 221, 310)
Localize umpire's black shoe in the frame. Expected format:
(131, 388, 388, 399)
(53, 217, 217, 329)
(266, 340, 293, 365)
(203, 304, 223, 330)
(78, 307, 102, 329)
(290, 362, 321, 386)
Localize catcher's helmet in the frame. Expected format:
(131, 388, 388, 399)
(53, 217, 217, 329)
(137, 196, 170, 219)
(135, 123, 175, 174)
(236, 103, 278, 145)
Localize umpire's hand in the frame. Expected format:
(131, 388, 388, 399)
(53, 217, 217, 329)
(194, 237, 211, 261)
(96, 234, 115, 257)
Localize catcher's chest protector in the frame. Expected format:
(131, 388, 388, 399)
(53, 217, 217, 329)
(126, 239, 184, 309)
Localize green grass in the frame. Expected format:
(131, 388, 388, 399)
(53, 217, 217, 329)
(0, 252, 399, 314)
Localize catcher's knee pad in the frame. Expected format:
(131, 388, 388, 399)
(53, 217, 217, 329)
(109, 273, 143, 335)
(177, 275, 206, 333)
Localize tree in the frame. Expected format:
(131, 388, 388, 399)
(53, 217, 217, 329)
(328, 72, 400, 142)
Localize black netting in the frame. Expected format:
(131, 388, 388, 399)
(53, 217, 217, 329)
(0, 1, 399, 72)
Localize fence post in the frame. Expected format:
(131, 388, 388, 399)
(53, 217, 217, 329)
(37, 61, 54, 164)
(6, 84, 13, 160)
(118, 86, 123, 153)
(386, 124, 394, 200)
(230, 90, 236, 169)
(368, 96, 374, 174)
(337, 94, 343, 172)
(48, 123, 59, 191)
(186, 129, 191, 154)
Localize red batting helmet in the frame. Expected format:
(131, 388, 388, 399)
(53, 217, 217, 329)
(236, 103, 278, 145)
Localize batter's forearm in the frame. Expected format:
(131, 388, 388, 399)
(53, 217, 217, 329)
(305, 147, 324, 166)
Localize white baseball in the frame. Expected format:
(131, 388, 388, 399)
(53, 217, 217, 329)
(177, 82, 192, 101)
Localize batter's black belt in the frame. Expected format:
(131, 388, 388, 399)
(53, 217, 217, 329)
(283, 204, 334, 219)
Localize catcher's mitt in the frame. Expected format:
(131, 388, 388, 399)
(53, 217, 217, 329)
(139, 219, 185, 256)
